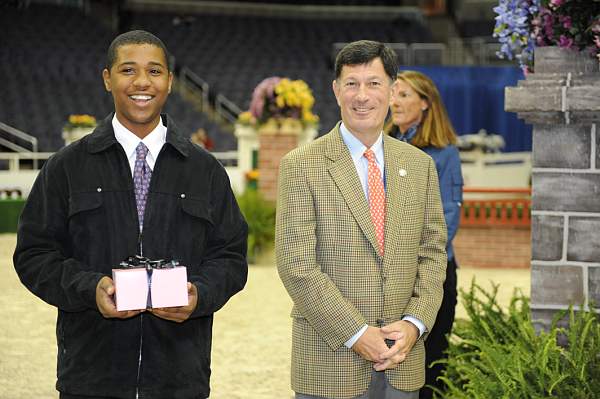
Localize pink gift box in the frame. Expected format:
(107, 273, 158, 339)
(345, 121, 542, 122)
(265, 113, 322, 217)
(112, 266, 189, 311)
(112, 268, 149, 311)
(150, 267, 188, 308)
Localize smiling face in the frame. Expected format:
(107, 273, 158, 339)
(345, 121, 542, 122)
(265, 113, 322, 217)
(102, 43, 173, 138)
(332, 58, 392, 147)
(390, 78, 428, 133)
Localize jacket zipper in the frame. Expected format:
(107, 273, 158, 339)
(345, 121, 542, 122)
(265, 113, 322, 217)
(136, 314, 143, 399)
(117, 143, 146, 398)
(134, 141, 164, 398)
(136, 228, 144, 398)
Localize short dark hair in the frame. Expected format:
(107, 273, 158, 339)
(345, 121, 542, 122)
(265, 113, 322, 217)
(334, 40, 397, 81)
(106, 30, 170, 71)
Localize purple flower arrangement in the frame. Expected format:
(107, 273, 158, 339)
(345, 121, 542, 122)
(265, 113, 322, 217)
(249, 77, 282, 122)
(494, 0, 600, 72)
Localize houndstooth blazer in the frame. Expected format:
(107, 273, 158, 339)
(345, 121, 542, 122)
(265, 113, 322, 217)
(276, 123, 448, 398)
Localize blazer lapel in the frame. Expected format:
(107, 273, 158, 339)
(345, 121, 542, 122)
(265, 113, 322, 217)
(382, 135, 410, 260)
(325, 125, 381, 257)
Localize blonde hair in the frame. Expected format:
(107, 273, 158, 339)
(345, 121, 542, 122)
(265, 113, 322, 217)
(385, 70, 457, 148)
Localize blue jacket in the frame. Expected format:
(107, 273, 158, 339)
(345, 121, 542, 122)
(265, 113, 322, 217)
(391, 128, 463, 260)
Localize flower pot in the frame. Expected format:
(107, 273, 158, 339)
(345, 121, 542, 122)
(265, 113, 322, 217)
(256, 119, 281, 135)
(62, 127, 95, 146)
(534, 46, 599, 74)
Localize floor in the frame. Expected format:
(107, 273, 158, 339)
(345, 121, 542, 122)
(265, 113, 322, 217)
(0, 236, 529, 399)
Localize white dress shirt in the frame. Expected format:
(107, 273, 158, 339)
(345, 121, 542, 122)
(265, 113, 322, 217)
(339, 123, 425, 348)
(112, 115, 167, 176)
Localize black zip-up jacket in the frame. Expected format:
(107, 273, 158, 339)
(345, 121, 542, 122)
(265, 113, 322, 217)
(13, 114, 248, 398)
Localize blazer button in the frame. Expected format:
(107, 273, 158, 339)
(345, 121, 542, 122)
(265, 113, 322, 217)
(376, 318, 384, 327)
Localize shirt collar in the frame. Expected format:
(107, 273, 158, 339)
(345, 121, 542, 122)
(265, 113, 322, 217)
(340, 122, 384, 166)
(393, 124, 419, 143)
(112, 115, 167, 162)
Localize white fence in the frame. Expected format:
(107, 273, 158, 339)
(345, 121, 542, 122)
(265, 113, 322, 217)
(460, 151, 531, 189)
(0, 151, 243, 197)
(1, 146, 532, 198)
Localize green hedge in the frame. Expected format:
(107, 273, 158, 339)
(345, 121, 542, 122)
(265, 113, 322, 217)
(435, 282, 600, 398)
(236, 189, 275, 262)
(0, 199, 25, 233)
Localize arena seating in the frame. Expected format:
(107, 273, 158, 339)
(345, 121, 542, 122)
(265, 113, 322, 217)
(2, 0, 437, 153)
(1, 4, 236, 152)
(130, 12, 433, 136)
(452, 0, 496, 39)
(2, 3, 435, 151)
(202, 0, 396, 4)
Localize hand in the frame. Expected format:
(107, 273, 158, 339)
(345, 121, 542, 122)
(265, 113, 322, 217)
(352, 326, 389, 363)
(96, 276, 143, 319)
(149, 282, 198, 323)
(375, 320, 419, 371)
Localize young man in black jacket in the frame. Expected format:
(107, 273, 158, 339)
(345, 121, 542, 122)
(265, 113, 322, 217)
(13, 30, 248, 399)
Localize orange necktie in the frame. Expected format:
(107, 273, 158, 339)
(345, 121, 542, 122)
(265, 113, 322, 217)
(364, 148, 385, 255)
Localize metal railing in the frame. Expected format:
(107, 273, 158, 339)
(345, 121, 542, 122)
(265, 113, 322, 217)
(335, 42, 450, 66)
(452, 37, 508, 66)
(0, 151, 239, 171)
(334, 40, 510, 66)
(215, 94, 242, 124)
(0, 122, 39, 168)
(180, 67, 210, 113)
(0, 152, 54, 172)
(179, 66, 241, 125)
(211, 151, 238, 167)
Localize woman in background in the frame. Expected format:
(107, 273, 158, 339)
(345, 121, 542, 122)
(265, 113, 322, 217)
(386, 70, 463, 399)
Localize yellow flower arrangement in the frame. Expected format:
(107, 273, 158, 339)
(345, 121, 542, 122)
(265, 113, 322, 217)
(64, 114, 97, 131)
(239, 76, 319, 129)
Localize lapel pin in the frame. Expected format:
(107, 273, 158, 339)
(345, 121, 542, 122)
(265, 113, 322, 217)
(399, 168, 407, 177)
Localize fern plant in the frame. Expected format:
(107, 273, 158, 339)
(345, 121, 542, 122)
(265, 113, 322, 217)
(434, 281, 600, 398)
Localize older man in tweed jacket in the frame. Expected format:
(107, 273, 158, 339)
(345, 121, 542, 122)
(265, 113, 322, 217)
(276, 41, 447, 399)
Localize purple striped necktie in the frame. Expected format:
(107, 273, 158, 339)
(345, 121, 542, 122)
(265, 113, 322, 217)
(133, 142, 152, 230)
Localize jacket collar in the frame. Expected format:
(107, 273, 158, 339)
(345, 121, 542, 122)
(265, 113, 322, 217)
(324, 121, 348, 162)
(87, 113, 189, 157)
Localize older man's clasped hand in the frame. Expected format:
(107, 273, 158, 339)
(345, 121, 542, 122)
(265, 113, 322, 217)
(352, 320, 419, 371)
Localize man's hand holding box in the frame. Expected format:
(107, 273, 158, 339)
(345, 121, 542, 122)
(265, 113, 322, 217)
(112, 258, 189, 311)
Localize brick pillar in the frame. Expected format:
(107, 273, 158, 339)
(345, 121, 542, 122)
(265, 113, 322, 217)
(257, 132, 298, 202)
(505, 46, 600, 329)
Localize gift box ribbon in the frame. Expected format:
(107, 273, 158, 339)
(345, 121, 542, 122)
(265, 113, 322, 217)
(119, 255, 181, 307)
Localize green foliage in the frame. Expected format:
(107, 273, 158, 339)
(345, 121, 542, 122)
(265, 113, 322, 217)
(435, 281, 600, 398)
(236, 189, 276, 261)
